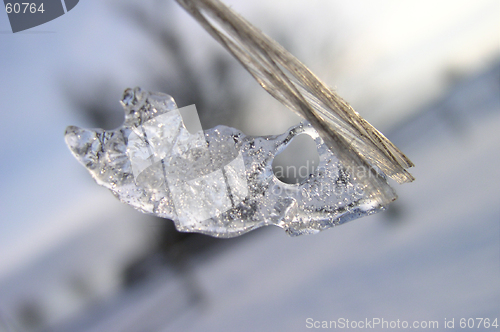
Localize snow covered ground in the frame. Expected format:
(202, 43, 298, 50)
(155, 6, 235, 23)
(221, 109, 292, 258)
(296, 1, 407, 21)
(0, 1, 498, 331)
(46, 61, 500, 332)
(167, 63, 500, 332)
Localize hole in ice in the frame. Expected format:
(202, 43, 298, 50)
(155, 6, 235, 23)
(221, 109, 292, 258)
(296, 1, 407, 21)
(272, 134, 319, 184)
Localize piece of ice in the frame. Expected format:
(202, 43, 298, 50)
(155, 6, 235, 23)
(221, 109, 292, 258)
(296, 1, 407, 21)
(65, 87, 397, 237)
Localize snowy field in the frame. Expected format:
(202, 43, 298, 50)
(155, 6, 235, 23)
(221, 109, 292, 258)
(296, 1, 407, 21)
(0, 1, 498, 331)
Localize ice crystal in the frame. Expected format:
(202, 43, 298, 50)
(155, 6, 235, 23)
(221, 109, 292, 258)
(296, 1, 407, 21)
(65, 88, 396, 237)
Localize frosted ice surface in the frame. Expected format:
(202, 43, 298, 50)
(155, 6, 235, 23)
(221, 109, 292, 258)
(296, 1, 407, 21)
(65, 88, 395, 237)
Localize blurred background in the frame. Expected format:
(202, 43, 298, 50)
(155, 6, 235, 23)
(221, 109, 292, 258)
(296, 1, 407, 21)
(0, 0, 499, 331)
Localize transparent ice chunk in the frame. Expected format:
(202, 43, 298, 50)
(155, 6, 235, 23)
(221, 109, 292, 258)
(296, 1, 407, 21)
(65, 87, 396, 237)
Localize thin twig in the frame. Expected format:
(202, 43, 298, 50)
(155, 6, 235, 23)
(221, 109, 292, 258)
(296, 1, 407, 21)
(175, 0, 414, 204)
